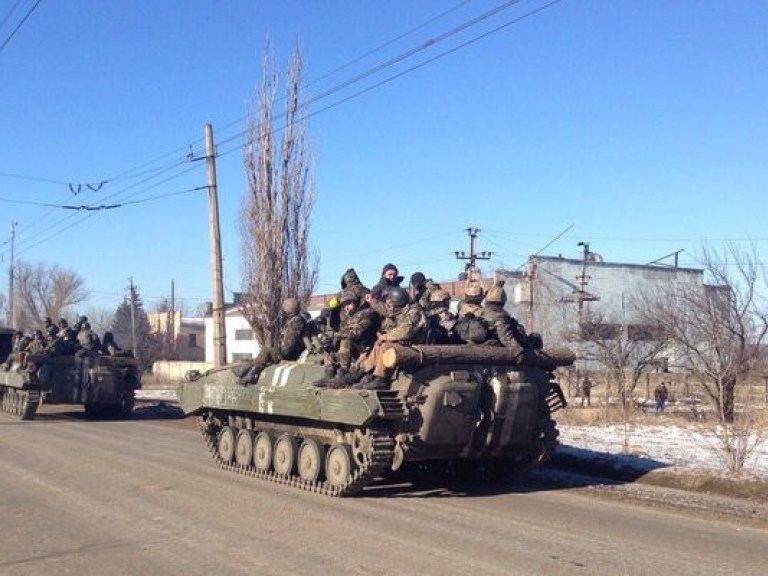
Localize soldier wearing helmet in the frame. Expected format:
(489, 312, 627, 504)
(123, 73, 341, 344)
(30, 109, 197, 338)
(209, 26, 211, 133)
(336, 290, 378, 373)
(480, 280, 531, 355)
(236, 297, 313, 386)
(339, 268, 371, 304)
(425, 288, 458, 344)
(457, 282, 485, 319)
(358, 287, 427, 390)
(278, 297, 314, 361)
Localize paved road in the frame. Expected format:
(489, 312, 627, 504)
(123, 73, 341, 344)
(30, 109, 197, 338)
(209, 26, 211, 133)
(1, 406, 765, 576)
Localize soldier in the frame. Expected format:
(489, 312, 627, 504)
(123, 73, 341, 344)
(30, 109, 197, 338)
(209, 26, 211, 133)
(479, 280, 531, 357)
(235, 298, 313, 385)
(336, 291, 379, 373)
(425, 288, 458, 344)
(101, 332, 122, 356)
(369, 263, 403, 302)
(457, 282, 484, 319)
(2, 331, 30, 370)
(339, 268, 371, 304)
(77, 322, 101, 352)
(358, 287, 427, 390)
(44, 324, 67, 356)
(580, 376, 593, 407)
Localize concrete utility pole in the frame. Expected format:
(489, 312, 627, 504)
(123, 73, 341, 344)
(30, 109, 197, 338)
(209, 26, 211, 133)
(454, 227, 492, 282)
(205, 123, 227, 367)
(7, 221, 16, 327)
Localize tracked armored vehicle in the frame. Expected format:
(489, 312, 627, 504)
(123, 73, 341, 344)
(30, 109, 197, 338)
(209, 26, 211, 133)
(0, 329, 140, 420)
(179, 343, 574, 496)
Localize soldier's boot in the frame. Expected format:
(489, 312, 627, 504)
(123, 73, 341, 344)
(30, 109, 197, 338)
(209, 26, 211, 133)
(361, 376, 389, 391)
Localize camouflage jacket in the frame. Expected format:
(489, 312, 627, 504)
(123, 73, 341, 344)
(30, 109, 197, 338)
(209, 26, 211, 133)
(279, 315, 311, 361)
(380, 303, 427, 344)
(479, 305, 528, 352)
(457, 300, 482, 319)
(339, 308, 379, 349)
(425, 306, 458, 344)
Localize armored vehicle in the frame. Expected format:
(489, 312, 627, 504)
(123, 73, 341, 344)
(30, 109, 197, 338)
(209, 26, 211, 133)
(0, 329, 140, 420)
(179, 343, 573, 496)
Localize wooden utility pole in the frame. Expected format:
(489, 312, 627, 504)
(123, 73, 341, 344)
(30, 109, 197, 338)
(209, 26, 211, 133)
(7, 221, 16, 327)
(205, 123, 227, 367)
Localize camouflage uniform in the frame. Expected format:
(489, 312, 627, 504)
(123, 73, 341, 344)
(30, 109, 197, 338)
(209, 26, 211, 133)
(340, 268, 371, 304)
(425, 289, 458, 344)
(337, 295, 379, 372)
(479, 281, 529, 357)
(235, 298, 312, 385)
(361, 287, 427, 388)
(457, 282, 485, 319)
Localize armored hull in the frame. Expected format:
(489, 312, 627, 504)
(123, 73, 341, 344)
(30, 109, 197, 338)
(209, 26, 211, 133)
(179, 344, 572, 496)
(1, 330, 140, 420)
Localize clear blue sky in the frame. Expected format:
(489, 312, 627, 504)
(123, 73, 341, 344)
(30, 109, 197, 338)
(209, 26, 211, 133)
(1, 0, 766, 316)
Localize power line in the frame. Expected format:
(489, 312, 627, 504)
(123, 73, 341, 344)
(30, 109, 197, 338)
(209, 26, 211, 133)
(4, 0, 560, 259)
(0, 0, 44, 58)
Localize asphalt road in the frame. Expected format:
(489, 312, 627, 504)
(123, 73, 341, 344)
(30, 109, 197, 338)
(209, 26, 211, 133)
(1, 405, 765, 576)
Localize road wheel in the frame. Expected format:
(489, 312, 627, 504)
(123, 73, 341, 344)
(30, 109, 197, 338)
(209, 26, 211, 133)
(253, 432, 273, 472)
(217, 426, 236, 463)
(273, 435, 297, 476)
(325, 444, 354, 488)
(235, 429, 256, 467)
(297, 438, 326, 483)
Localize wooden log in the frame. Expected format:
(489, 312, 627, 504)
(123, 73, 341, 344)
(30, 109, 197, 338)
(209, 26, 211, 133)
(381, 344, 575, 371)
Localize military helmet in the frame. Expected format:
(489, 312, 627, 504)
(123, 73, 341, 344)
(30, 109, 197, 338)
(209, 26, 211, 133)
(464, 283, 484, 299)
(339, 290, 359, 306)
(429, 288, 451, 305)
(281, 297, 301, 316)
(385, 286, 410, 308)
(484, 282, 507, 306)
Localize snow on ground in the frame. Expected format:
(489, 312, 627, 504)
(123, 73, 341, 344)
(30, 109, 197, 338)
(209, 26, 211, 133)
(558, 423, 768, 476)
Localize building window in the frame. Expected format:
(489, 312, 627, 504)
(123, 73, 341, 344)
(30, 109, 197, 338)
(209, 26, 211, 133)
(580, 322, 621, 341)
(627, 324, 665, 341)
(234, 329, 253, 341)
(187, 334, 197, 348)
(232, 352, 254, 362)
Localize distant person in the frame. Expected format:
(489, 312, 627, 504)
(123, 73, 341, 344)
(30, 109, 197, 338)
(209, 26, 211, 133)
(654, 381, 669, 413)
(580, 376, 593, 407)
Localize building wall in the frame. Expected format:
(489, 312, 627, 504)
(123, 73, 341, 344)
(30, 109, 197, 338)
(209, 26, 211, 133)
(205, 313, 261, 364)
(147, 311, 206, 361)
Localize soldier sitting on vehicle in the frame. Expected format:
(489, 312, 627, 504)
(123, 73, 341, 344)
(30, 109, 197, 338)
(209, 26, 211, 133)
(2, 330, 30, 371)
(44, 324, 68, 356)
(235, 297, 314, 385)
(357, 287, 427, 390)
(100, 332, 122, 356)
(314, 290, 380, 389)
(457, 281, 484, 319)
(425, 288, 458, 344)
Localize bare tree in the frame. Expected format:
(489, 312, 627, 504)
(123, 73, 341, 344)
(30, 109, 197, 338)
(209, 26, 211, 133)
(639, 245, 768, 424)
(572, 308, 670, 407)
(240, 41, 318, 349)
(14, 260, 88, 330)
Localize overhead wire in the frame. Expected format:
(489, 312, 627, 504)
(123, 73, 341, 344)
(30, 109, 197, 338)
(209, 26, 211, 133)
(4, 0, 560, 261)
(0, 0, 44, 57)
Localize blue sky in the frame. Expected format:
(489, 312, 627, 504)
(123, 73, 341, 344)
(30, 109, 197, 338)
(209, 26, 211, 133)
(1, 0, 766, 316)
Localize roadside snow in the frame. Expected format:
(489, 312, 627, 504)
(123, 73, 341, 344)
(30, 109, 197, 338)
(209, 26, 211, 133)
(559, 423, 768, 476)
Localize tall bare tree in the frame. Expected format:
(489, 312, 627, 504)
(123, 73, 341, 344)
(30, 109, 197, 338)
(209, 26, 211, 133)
(638, 245, 768, 423)
(240, 42, 318, 349)
(14, 260, 88, 330)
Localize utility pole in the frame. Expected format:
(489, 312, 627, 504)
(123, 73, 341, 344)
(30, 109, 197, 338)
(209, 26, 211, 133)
(7, 221, 16, 327)
(129, 278, 138, 360)
(205, 123, 227, 367)
(454, 227, 491, 282)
